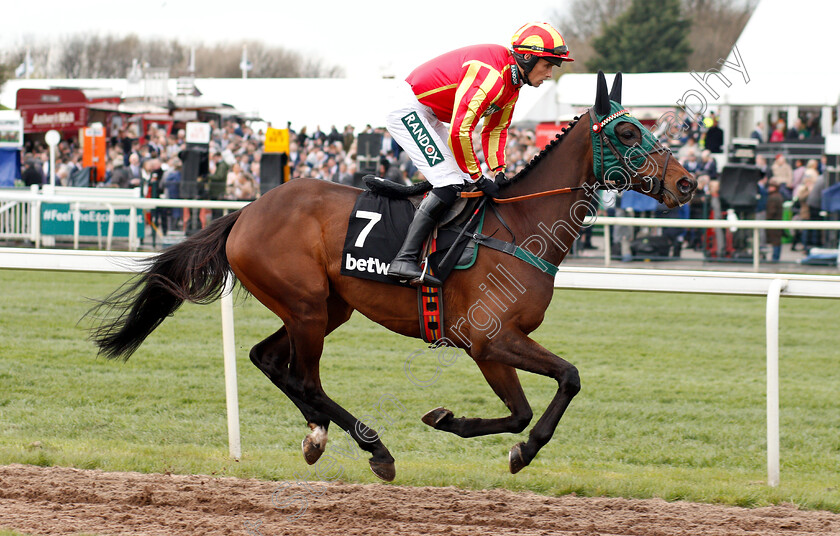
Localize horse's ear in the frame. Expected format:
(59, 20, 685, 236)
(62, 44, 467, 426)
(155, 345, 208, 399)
(594, 70, 610, 116)
(609, 72, 622, 104)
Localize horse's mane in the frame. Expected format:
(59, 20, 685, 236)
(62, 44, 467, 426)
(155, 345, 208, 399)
(508, 114, 583, 185)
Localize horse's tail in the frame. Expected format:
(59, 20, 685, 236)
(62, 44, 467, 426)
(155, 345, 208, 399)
(87, 210, 243, 361)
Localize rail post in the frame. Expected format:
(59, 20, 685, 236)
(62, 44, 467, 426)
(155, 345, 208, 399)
(766, 278, 787, 487)
(221, 274, 242, 460)
(604, 224, 611, 267)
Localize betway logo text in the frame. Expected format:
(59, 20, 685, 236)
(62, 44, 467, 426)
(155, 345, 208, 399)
(345, 253, 390, 275)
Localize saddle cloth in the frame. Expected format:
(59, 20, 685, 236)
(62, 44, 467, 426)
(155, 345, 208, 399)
(340, 190, 484, 286)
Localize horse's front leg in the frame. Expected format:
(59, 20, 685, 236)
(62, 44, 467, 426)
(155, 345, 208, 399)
(476, 329, 581, 474)
(422, 361, 533, 437)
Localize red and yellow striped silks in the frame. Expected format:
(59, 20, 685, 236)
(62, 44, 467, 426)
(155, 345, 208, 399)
(406, 45, 522, 179)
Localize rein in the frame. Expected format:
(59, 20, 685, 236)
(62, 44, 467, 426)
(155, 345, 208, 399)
(460, 185, 587, 203)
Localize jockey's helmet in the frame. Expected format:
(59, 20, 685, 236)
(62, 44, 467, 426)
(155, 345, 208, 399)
(511, 22, 574, 76)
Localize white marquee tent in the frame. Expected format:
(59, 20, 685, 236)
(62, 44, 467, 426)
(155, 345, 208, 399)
(0, 77, 558, 133)
(554, 0, 840, 144)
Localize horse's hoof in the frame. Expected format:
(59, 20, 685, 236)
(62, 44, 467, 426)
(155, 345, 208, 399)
(301, 426, 327, 465)
(421, 407, 454, 429)
(369, 459, 396, 482)
(509, 442, 528, 474)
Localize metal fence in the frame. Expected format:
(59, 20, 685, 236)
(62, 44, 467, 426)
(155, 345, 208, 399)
(0, 187, 246, 250)
(2, 188, 840, 272)
(0, 188, 33, 241)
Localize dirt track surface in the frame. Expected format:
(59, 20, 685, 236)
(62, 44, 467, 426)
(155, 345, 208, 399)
(1, 465, 838, 536)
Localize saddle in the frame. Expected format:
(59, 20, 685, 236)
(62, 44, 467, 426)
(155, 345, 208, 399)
(339, 177, 486, 288)
(362, 175, 481, 228)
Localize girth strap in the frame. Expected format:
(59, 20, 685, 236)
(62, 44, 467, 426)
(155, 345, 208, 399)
(470, 233, 558, 277)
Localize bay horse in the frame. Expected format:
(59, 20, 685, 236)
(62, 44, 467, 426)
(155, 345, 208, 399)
(89, 72, 696, 481)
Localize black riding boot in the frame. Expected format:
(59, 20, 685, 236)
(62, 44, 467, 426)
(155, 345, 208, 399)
(387, 186, 458, 287)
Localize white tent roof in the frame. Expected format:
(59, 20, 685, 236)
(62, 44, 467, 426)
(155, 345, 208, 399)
(556, 72, 697, 108)
(724, 0, 837, 77)
(512, 81, 558, 124)
(556, 71, 840, 109)
(1, 77, 558, 131)
(555, 0, 840, 111)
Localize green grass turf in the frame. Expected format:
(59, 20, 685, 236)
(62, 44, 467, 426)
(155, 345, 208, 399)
(0, 269, 837, 512)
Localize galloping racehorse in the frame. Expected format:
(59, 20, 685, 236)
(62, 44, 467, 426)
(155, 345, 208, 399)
(89, 72, 696, 481)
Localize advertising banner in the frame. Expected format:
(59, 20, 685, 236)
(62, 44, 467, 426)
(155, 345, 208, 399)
(41, 203, 145, 238)
(264, 128, 290, 154)
(0, 111, 24, 148)
(82, 124, 107, 181)
(186, 121, 211, 144)
(16, 89, 88, 133)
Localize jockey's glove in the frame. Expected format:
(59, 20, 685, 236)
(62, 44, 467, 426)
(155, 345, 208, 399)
(474, 175, 500, 198)
(494, 171, 511, 188)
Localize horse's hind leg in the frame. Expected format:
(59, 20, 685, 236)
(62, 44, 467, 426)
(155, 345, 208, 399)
(250, 326, 332, 464)
(250, 294, 353, 465)
(422, 361, 533, 437)
(283, 297, 397, 481)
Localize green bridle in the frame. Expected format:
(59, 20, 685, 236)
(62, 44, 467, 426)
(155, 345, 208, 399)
(589, 101, 672, 196)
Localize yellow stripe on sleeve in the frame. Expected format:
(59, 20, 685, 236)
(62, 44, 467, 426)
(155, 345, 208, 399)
(485, 95, 517, 170)
(450, 62, 503, 176)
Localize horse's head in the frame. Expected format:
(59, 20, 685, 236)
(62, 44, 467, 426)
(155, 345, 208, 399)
(589, 71, 696, 208)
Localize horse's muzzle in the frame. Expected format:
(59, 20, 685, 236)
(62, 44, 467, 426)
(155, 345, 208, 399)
(677, 176, 696, 195)
(676, 175, 697, 203)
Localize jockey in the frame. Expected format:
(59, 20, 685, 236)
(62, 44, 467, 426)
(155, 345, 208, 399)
(385, 22, 573, 287)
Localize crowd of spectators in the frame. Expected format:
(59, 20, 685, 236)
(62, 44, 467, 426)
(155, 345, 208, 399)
(627, 110, 839, 261)
(14, 111, 839, 261)
(17, 118, 546, 232)
(18, 119, 553, 190)
(286, 122, 547, 186)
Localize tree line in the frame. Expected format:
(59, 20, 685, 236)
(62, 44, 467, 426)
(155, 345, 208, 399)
(0, 35, 344, 85)
(554, 0, 758, 73)
(0, 0, 758, 89)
